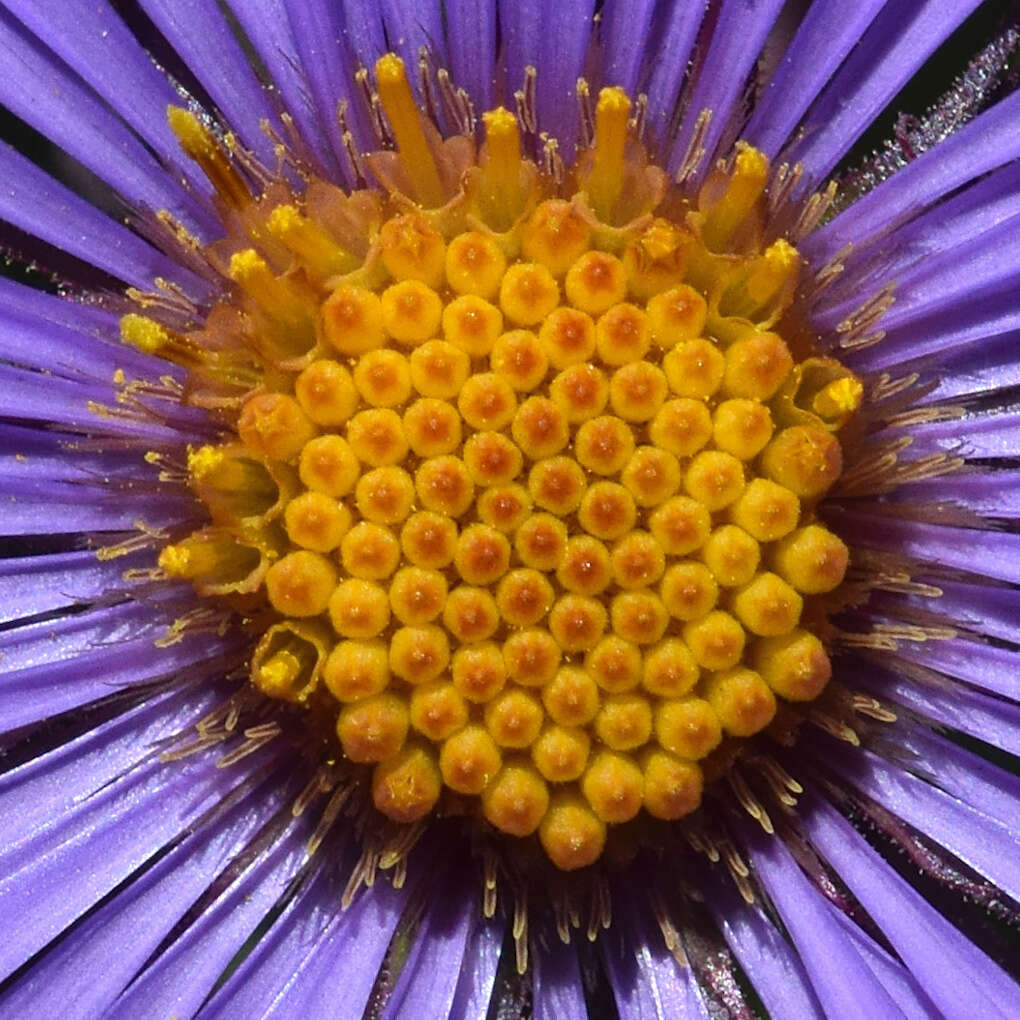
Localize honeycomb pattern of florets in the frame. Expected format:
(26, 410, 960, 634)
(162, 202, 855, 871)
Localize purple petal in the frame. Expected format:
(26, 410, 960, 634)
(197, 858, 407, 1019)
(449, 915, 502, 1020)
(743, 0, 886, 158)
(598, 0, 658, 95)
(892, 470, 1020, 521)
(800, 792, 1018, 1019)
(641, 4, 703, 144)
(444, 0, 497, 111)
(892, 637, 1020, 701)
(782, 0, 982, 188)
(532, 933, 587, 1020)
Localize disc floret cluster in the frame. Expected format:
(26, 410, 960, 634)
(137, 58, 861, 870)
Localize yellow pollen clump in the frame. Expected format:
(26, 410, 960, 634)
(148, 86, 862, 869)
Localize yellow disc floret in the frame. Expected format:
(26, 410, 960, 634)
(152, 102, 863, 869)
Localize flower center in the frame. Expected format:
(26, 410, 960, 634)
(128, 57, 862, 871)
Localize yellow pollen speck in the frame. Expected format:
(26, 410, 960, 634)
(141, 87, 864, 870)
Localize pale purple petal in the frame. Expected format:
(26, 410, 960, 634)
(532, 934, 587, 1020)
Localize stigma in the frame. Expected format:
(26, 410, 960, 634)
(130, 55, 861, 871)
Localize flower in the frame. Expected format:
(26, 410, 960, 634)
(1, 0, 1018, 1016)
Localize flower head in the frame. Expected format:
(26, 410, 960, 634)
(0, 1, 1018, 1016)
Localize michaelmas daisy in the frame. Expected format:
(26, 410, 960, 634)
(0, 1, 1018, 1016)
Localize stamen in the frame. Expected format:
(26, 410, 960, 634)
(374, 54, 446, 207)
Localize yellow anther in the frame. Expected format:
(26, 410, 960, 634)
(379, 212, 447, 287)
(760, 425, 843, 499)
(557, 534, 612, 596)
(774, 524, 850, 594)
(565, 251, 627, 316)
(684, 450, 746, 511)
(329, 579, 391, 638)
(355, 465, 415, 525)
(490, 329, 548, 391)
(324, 640, 390, 702)
(751, 629, 832, 702)
(400, 511, 458, 569)
(549, 594, 607, 652)
(543, 667, 601, 727)
(284, 491, 351, 552)
(455, 523, 511, 586)
(723, 331, 794, 401)
(500, 262, 560, 326)
(409, 340, 470, 399)
(496, 568, 555, 626)
(338, 692, 409, 762)
(158, 543, 192, 579)
(512, 397, 570, 460)
(582, 751, 643, 823)
(586, 86, 631, 221)
(458, 373, 518, 431)
(521, 199, 592, 276)
(452, 643, 507, 704)
(265, 550, 338, 617)
(539, 795, 606, 870)
(415, 455, 474, 516)
(403, 398, 463, 458)
(532, 726, 591, 783)
(682, 610, 746, 671)
(611, 531, 666, 590)
(228, 249, 312, 338)
(445, 231, 507, 299)
(322, 284, 386, 355)
(238, 392, 317, 462)
(595, 693, 652, 751)
(482, 761, 550, 836)
(610, 590, 669, 645)
(703, 667, 776, 737)
(479, 484, 533, 533)
(340, 521, 401, 580)
(389, 624, 450, 685)
(701, 524, 761, 588)
(485, 689, 545, 749)
(729, 239, 801, 319)
(299, 434, 360, 497)
(653, 698, 723, 760)
(463, 431, 523, 486)
(648, 496, 712, 558)
(609, 361, 668, 422)
(504, 628, 562, 687)
(409, 681, 468, 741)
(442, 294, 504, 357)
(647, 285, 707, 348)
(375, 54, 446, 208)
(167, 106, 250, 207)
(381, 279, 443, 345)
(266, 203, 356, 278)
(372, 744, 442, 823)
(514, 513, 569, 572)
(713, 398, 774, 460)
(731, 478, 800, 542)
(813, 375, 864, 421)
(442, 585, 500, 643)
(157, 530, 262, 595)
(642, 752, 703, 821)
(733, 572, 803, 637)
(700, 141, 769, 252)
(586, 635, 642, 694)
(660, 561, 719, 622)
(578, 481, 637, 541)
(186, 444, 224, 481)
(295, 360, 359, 426)
(574, 414, 635, 475)
(480, 107, 524, 228)
(120, 313, 171, 356)
(440, 725, 503, 793)
(662, 338, 725, 400)
(642, 638, 700, 698)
